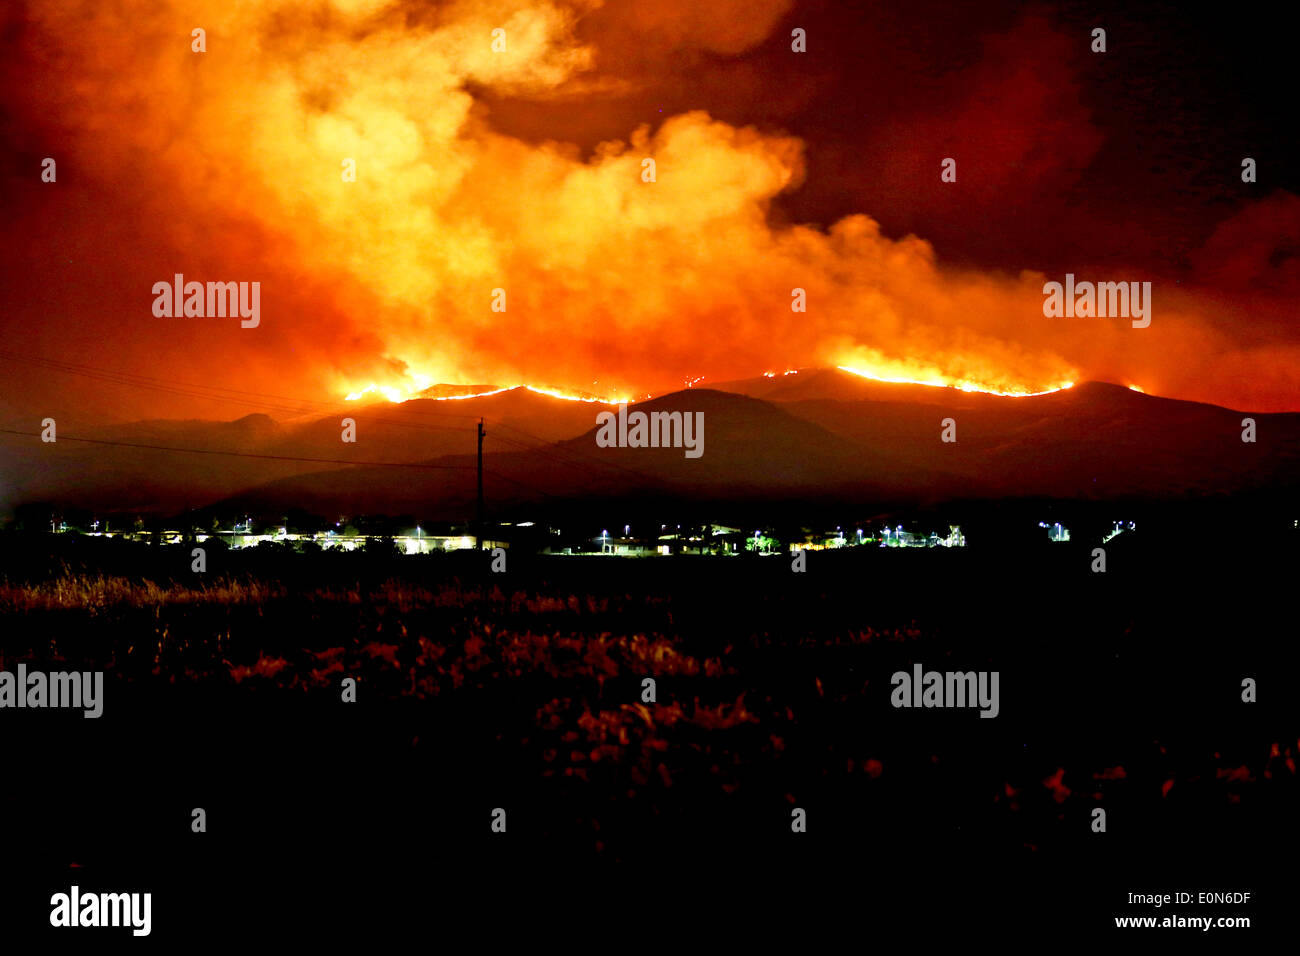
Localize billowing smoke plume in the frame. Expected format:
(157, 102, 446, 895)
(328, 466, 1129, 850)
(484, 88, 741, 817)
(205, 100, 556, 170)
(2, 0, 1298, 415)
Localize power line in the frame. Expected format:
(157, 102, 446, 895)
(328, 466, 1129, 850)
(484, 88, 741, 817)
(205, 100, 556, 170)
(2, 348, 661, 473)
(0, 428, 474, 471)
(0, 428, 586, 506)
(491, 427, 665, 485)
(0, 348, 670, 487)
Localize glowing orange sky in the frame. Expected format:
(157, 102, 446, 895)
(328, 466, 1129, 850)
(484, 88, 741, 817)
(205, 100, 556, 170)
(2, 0, 1298, 419)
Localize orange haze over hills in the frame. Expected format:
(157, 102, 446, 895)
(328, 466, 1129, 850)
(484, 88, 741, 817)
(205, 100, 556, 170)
(1, 0, 1299, 423)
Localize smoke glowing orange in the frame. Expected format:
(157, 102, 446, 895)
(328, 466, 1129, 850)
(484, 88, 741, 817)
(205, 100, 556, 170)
(344, 381, 635, 404)
(12, 0, 1299, 417)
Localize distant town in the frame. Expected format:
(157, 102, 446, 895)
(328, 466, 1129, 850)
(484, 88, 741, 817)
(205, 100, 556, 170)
(4, 507, 1150, 556)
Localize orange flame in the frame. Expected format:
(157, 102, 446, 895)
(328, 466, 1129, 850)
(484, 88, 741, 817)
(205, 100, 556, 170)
(345, 362, 1073, 405)
(836, 365, 1074, 397)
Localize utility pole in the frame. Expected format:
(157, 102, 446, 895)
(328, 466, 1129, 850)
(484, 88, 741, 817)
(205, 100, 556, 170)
(476, 417, 485, 549)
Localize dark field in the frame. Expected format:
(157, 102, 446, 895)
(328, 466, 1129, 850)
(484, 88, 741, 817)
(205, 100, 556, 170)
(2, 529, 1296, 940)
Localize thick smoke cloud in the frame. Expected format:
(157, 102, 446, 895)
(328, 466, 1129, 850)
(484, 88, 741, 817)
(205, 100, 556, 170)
(0, 0, 1296, 417)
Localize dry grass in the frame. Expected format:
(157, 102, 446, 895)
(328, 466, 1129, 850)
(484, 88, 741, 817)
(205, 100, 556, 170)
(0, 574, 282, 612)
